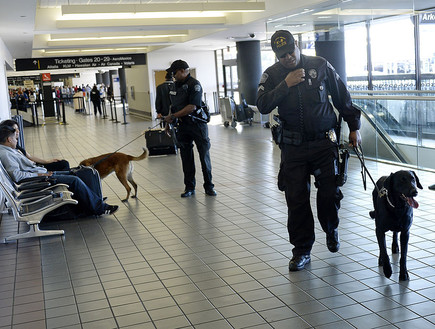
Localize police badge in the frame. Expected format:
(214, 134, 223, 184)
(308, 69, 317, 79)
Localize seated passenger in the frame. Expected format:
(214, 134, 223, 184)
(0, 125, 118, 216)
(0, 119, 70, 172)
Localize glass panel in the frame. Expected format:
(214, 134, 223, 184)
(215, 50, 225, 98)
(344, 22, 368, 90)
(231, 66, 239, 102)
(419, 12, 435, 91)
(370, 16, 415, 77)
(223, 46, 237, 60)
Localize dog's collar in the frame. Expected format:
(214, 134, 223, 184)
(378, 187, 395, 208)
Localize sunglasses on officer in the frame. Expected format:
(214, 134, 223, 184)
(279, 51, 295, 59)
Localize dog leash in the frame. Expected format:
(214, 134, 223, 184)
(352, 145, 396, 207)
(352, 144, 380, 194)
(90, 119, 172, 168)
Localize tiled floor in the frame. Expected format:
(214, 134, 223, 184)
(1, 106, 435, 329)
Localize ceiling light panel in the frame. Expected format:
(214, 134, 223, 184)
(60, 2, 265, 16)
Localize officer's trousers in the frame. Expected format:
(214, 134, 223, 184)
(279, 139, 342, 256)
(177, 121, 214, 191)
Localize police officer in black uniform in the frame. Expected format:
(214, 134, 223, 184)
(256, 30, 362, 271)
(164, 60, 217, 198)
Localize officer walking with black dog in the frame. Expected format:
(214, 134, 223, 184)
(164, 60, 217, 198)
(256, 30, 362, 271)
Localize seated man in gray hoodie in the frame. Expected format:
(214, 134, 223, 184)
(0, 125, 118, 216)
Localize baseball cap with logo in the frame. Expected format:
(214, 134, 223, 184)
(166, 60, 189, 73)
(271, 30, 296, 58)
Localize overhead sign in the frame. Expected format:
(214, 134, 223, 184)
(15, 53, 146, 71)
(420, 12, 435, 23)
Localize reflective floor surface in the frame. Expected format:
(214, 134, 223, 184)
(1, 107, 434, 329)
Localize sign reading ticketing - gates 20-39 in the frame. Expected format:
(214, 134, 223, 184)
(15, 53, 146, 71)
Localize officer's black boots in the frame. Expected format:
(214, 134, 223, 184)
(181, 190, 195, 197)
(205, 188, 217, 196)
(288, 255, 311, 271)
(326, 229, 340, 252)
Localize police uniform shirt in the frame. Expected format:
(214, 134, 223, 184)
(169, 74, 202, 114)
(256, 54, 361, 134)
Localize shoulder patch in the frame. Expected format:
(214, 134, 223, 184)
(259, 73, 269, 84)
(327, 61, 335, 71)
(258, 85, 264, 92)
(194, 84, 201, 92)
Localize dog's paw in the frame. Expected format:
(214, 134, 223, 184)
(399, 271, 409, 281)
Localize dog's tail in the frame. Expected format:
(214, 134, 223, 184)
(129, 147, 149, 162)
(369, 211, 375, 219)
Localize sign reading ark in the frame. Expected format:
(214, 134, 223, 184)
(420, 12, 435, 23)
(15, 53, 146, 71)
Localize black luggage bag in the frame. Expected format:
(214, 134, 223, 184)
(70, 165, 103, 199)
(145, 129, 177, 156)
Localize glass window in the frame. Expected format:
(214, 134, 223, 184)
(300, 32, 316, 56)
(370, 16, 415, 76)
(344, 22, 368, 78)
(419, 15, 435, 75)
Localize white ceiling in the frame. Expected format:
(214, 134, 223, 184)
(1, 0, 434, 68)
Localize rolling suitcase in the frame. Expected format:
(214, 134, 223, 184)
(70, 165, 103, 199)
(145, 128, 177, 156)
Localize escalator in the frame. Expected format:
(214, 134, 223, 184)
(341, 102, 408, 163)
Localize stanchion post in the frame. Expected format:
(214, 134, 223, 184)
(102, 98, 107, 119)
(61, 100, 67, 125)
(121, 97, 128, 125)
(113, 98, 120, 123)
(110, 98, 115, 121)
(31, 103, 37, 126)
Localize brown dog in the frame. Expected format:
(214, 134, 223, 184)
(80, 148, 148, 202)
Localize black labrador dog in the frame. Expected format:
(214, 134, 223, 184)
(369, 170, 422, 281)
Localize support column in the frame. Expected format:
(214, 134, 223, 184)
(95, 72, 103, 85)
(118, 67, 127, 101)
(236, 40, 262, 104)
(315, 30, 347, 84)
(103, 71, 110, 87)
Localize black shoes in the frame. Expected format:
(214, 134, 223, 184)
(326, 229, 340, 252)
(289, 254, 311, 271)
(205, 188, 217, 196)
(103, 204, 119, 215)
(181, 190, 195, 198)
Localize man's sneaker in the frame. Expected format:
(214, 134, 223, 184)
(103, 205, 119, 215)
(288, 254, 311, 271)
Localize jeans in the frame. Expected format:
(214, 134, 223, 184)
(52, 174, 105, 215)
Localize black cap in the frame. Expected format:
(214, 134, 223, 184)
(166, 60, 189, 73)
(271, 30, 295, 58)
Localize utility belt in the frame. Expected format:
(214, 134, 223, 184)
(272, 126, 337, 146)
